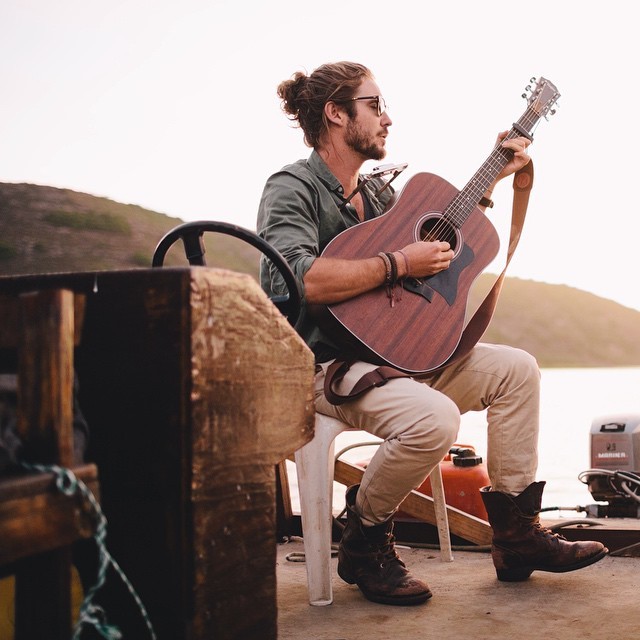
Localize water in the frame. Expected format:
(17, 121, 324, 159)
(287, 367, 640, 517)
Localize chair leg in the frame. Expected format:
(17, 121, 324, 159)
(294, 416, 346, 606)
(295, 415, 454, 607)
(430, 464, 453, 562)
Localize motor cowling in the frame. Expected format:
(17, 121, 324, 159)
(585, 414, 640, 517)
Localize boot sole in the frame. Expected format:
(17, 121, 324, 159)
(338, 565, 432, 605)
(337, 564, 357, 585)
(496, 547, 609, 582)
(360, 590, 433, 606)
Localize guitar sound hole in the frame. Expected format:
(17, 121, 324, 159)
(416, 214, 461, 256)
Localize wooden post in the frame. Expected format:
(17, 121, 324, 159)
(0, 268, 315, 639)
(187, 269, 315, 639)
(0, 289, 95, 640)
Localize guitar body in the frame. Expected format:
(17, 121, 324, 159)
(320, 76, 560, 373)
(323, 172, 500, 373)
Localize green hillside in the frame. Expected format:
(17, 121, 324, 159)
(0, 182, 260, 275)
(2, 181, 639, 368)
(470, 275, 640, 367)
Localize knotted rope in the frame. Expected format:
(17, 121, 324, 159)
(20, 462, 157, 640)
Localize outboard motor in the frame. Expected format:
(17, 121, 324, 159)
(581, 414, 640, 517)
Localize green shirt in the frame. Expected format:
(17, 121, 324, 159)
(257, 150, 394, 361)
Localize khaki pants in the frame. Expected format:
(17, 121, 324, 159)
(315, 343, 540, 525)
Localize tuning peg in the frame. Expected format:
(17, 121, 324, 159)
(544, 107, 558, 121)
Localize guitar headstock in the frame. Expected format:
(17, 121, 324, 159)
(523, 77, 560, 120)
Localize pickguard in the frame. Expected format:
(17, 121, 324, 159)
(402, 242, 475, 306)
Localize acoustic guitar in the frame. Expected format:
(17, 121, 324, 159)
(322, 77, 561, 373)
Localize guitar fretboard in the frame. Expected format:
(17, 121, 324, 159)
(445, 105, 541, 227)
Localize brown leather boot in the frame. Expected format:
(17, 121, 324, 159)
(480, 481, 608, 581)
(337, 485, 432, 605)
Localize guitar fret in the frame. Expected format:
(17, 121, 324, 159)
(444, 106, 541, 227)
(321, 77, 559, 374)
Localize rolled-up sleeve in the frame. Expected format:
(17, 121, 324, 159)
(257, 170, 322, 298)
(256, 152, 393, 357)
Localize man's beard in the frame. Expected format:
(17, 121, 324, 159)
(345, 119, 386, 161)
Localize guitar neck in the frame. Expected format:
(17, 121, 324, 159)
(445, 106, 540, 226)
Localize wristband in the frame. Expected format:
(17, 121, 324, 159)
(396, 250, 411, 278)
(385, 252, 398, 285)
(377, 252, 393, 286)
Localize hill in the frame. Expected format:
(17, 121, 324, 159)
(0, 182, 260, 275)
(469, 275, 640, 367)
(2, 181, 640, 368)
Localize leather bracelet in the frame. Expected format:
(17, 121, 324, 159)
(385, 252, 398, 285)
(479, 195, 494, 208)
(377, 252, 393, 285)
(396, 250, 411, 278)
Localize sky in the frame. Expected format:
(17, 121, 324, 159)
(2, 0, 639, 311)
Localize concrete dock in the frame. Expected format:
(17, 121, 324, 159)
(277, 537, 640, 640)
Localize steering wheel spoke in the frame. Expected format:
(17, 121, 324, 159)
(152, 221, 301, 326)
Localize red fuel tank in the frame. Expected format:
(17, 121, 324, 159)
(356, 444, 490, 520)
(412, 444, 490, 521)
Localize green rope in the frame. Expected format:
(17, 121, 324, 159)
(20, 462, 157, 640)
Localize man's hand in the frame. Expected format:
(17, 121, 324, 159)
(397, 241, 454, 277)
(496, 132, 531, 180)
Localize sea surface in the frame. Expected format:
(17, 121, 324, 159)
(287, 367, 640, 517)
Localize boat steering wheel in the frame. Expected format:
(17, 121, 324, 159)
(152, 220, 301, 326)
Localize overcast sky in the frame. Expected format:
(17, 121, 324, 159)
(2, 0, 639, 311)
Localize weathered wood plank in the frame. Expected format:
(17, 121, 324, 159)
(0, 288, 91, 640)
(541, 517, 640, 554)
(334, 458, 493, 546)
(0, 292, 85, 349)
(188, 268, 314, 640)
(0, 464, 99, 564)
(0, 268, 315, 640)
(18, 289, 75, 467)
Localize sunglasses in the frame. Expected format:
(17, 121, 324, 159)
(337, 95, 388, 117)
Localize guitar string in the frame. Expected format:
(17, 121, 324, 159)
(445, 111, 537, 222)
(444, 110, 536, 226)
(445, 107, 539, 223)
(422, 106, 539, 246)
(425, 128, 524, 240)
(413, 99, 545, 243)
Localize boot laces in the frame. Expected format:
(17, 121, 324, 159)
(531, 519, 567, 541)
(374, 532, 405, 568)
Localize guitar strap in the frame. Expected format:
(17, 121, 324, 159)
(324, 358, 409, 405)
(324, 160, 535, 406)
(443, 158, 534, 367)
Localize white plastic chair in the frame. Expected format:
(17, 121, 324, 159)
(294, 412, 453, 606)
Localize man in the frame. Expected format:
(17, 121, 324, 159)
(258, 61, 606, 606)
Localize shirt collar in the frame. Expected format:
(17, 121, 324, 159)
(307, 150, 346, 198)
(306, 149, 389, 217)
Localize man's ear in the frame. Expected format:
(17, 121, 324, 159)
(324, 101, 347, 127)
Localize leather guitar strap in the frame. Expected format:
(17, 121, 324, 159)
(442, 158, 534, 369)
(324, 160, 534, 406)
(324, 358, 409, 405)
